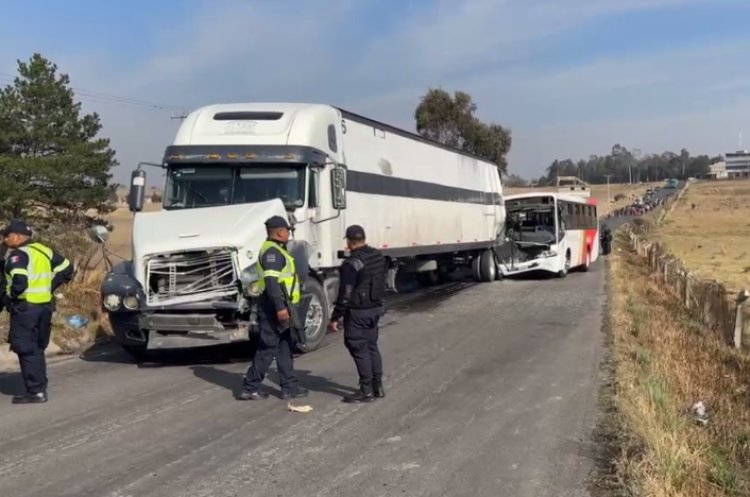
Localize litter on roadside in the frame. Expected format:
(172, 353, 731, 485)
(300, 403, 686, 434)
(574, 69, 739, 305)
(287, 402, 313, 413)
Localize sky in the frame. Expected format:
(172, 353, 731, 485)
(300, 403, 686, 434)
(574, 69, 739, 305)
(2, 0, 750, 185)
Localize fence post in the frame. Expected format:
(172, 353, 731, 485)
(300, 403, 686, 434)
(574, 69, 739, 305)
(684, 272, 691, 309)
(734, 290, 749, 349)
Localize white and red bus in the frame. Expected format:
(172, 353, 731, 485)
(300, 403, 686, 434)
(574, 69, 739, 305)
(500, 192, 599, 277)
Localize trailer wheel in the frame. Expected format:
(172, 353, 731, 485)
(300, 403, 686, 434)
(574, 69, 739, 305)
(471, 255, 482, 282)
(298, 278, 328, 353)
(479, 249, 496, 282)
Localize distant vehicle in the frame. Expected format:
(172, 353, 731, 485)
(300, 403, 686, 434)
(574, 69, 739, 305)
(665, 179, 679, 189)
(501, 193, 599, 278)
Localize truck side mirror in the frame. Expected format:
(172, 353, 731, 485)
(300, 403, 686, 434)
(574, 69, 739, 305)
(331, 165, 347, 210)
(88, 225, 110, 244)
(129, 168, 147, 213)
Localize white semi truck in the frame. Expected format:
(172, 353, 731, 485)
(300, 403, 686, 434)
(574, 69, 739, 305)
(98, 103, 506, 358)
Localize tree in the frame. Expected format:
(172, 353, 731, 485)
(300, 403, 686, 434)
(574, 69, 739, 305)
(0, 53, 117, 228)
(504, 174, 528, 187)
(415, 88, 512, 174)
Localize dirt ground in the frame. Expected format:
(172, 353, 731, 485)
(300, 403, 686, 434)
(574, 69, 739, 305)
(654, 180, 750, 294)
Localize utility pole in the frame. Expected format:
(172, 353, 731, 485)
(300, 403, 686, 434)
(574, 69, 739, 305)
(604, 174, 613, 205)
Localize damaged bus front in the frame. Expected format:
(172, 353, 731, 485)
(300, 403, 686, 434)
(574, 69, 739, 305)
(499, 193, 599, 278)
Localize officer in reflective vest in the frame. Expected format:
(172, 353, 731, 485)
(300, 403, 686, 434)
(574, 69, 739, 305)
(1, 220, 73, 404)
(238, 216, 308, 401)
(328, 225, 386, 403)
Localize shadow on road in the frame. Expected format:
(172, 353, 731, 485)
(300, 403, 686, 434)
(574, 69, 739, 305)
(0, 371, 25, 397)
(190, 365, 356, 399)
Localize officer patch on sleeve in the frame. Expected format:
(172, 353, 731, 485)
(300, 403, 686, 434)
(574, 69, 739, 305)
(265, 253, 276, 263)
(9, 255, 19, 264)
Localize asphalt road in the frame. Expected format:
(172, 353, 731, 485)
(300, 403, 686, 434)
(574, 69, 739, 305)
(0, 255, 609, 497)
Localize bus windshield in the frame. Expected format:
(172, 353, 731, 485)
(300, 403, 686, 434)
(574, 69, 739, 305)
(164, 163, 307, 210)
(506, 196, 558, 245)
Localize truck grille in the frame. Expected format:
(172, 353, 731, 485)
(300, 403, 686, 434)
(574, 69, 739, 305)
(145, 249, 238, 306)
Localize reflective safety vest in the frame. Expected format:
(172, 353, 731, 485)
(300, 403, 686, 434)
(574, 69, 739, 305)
(5, 243, 67, 304)
(256, 240, 301, 304)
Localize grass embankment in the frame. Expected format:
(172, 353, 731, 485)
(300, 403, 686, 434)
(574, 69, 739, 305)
(654, 180, 750, 294)
(604, 230, 750, 496)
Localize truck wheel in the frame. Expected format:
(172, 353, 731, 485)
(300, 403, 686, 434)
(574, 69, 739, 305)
(471, 256, 482, 282)
(479, 249, 496, 282)
(298, 278, 328, 353)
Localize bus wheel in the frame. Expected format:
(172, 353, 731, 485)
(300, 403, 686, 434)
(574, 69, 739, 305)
(558, 252, 571, 278)
(582, 249, 592, 272)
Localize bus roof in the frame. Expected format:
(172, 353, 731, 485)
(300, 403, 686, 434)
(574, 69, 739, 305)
(505, 191, 598, 205)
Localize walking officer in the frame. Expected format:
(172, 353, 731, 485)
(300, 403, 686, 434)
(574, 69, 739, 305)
(1, 220, 73, 404)
(238, 215, 308, 401)
(328, 225, 386, 404)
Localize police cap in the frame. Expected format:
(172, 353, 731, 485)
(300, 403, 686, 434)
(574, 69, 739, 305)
(345, 224, 366, 240)
(265, 215, 290, 230)
(1, 219, 32, 237)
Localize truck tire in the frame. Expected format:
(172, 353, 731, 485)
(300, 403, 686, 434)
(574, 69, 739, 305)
(479, 249, 496, 282)
(471, 256, 482, 282)
(298, 278, 328, 353)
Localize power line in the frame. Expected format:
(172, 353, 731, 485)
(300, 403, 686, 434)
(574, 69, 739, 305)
(0, 72, 186, 113)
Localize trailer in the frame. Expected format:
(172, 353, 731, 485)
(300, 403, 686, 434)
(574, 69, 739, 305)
(97, 103, 505, 358)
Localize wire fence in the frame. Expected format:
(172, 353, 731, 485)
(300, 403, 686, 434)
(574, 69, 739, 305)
(621, 185, 749, 349)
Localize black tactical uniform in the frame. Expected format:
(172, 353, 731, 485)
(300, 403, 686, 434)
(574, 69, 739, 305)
(331, 225, 386, 403)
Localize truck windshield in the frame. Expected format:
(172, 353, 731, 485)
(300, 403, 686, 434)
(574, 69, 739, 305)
(164, 163, 307, 210)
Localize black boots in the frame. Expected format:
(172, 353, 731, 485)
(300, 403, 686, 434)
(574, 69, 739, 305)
(12, 392, 47, 404)
(237, 390, 270, 401)
(342, 388, 375, 404)
(373, 378, 385, 398)
(342, 378, 385, 403)
(281, 386, 309, 400)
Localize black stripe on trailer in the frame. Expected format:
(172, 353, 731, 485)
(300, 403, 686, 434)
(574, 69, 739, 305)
(347, 170, 502, 206)
(338, 241, 496, 260)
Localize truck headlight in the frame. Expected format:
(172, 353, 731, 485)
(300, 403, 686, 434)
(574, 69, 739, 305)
(239, 263, 261, 297)
(123, 295, 140, 310)
(103, 294, 122, 311)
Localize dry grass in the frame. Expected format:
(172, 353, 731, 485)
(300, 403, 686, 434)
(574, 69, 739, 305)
(506, 182, 658, 217)
(654, 180, 750, 294)
(0, 232, 114, 353)
(608, 231, 750, 496)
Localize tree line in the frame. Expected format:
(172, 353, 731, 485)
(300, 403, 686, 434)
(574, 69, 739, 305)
(530, 144, 720, 186)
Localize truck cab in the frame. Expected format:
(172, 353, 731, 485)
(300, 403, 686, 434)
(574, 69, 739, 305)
(98, 105, 348, 358)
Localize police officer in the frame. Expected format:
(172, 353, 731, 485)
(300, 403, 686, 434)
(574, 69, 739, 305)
(1, 220, 73, 404)
(238, 216, 308, 401)
(328, 225, 386, 404)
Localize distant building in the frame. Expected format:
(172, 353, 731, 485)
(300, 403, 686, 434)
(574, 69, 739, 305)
(706, 161, 728, 180)
(723, 151, 750, 178)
